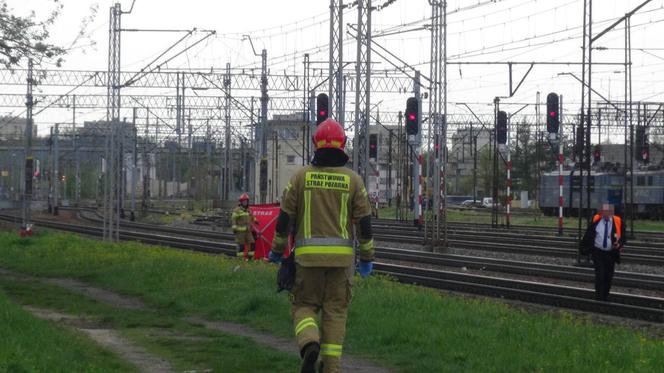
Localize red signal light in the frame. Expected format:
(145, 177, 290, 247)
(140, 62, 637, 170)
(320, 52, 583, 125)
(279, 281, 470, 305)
(408, 114, 416, 121)
(549, 111, 557, 117)
(319, 110, 327, 116)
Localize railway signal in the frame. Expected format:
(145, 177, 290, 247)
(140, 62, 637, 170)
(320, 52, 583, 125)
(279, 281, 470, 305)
(546, 93, 560, 135)
(405, 97, 419, 135)
(593, 145, 601, 164)
(369, 134, 378, 159)
(496, 111, 507, 145)
(316, 93, 329, 125)
(575, 125, 584, 160)
(635, 125, 649, 164)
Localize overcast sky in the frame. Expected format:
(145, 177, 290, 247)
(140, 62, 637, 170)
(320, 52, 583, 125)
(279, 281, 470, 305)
(3, 0, 664, 136)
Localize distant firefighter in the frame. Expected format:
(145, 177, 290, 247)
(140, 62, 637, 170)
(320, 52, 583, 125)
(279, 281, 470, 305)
(268, 118, 374, 373)
(232, 193, 257, 259)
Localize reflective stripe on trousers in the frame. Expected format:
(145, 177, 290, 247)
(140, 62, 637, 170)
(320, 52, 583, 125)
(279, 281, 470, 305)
(320, 343, 343, 357)
(295, 317, 318, 336)
(359, 239, 373, 252)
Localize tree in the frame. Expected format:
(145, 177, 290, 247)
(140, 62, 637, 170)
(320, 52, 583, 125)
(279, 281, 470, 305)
(0, 0, 98, 68)
(478, 146, 505, 200)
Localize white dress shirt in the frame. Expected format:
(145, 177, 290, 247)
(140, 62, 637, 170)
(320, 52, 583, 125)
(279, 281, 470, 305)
(594, 218, 613, 251)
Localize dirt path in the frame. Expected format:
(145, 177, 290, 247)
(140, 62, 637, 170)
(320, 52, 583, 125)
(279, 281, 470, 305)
(0, 267, 393, 372)
(44, 277, 147, 309)
(25, 306, 176, 373)
(0, 267, 147, 309)
(187, 317, 391, 373)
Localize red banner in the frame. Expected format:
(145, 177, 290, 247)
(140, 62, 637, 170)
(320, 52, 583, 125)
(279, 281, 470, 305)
(249, 204, 290, 259)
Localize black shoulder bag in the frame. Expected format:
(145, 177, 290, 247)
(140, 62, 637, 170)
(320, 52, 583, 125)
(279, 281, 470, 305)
(277, 253, 296, 292)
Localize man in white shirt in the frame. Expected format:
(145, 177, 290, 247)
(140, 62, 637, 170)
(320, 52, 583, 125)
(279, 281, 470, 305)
(581, 203, 625, 301)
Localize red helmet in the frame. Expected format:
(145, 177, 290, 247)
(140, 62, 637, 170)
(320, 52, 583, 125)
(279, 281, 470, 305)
(313, 119, 346, 150)
(239, 193, 250, 202)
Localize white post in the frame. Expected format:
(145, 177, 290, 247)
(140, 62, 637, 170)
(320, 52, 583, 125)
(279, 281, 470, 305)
(558, 95, 564, 235)
(506, 115, 511, 228)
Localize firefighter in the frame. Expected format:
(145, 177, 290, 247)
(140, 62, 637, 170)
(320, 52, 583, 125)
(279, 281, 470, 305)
(268, 118, 374, 373)
(232, 193, 257, 259)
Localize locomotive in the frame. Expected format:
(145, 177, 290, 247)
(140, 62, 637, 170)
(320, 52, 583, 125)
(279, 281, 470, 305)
(538, 169, 664, 219)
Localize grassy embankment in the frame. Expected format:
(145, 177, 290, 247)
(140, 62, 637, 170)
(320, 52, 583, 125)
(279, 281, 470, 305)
(0, 231, 663, 372)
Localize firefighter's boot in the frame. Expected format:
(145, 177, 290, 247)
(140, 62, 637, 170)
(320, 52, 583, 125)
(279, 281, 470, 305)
(300, 342, 320, 373)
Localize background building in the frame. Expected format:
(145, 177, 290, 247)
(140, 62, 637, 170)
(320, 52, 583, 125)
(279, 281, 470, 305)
(448, 127, 492, 197)
(0, 116, 38, 140)
(257, 113, 308, 202)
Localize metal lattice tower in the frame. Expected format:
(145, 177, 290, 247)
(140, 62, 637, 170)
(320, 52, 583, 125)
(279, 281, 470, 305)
(303, 53, 312, 162)
(176, 72, 185, 146)
(259, 49, 269, 204)
(103, 2, 122, 241)
(175, 72, 185, 197)
(427, 0, 448, 249)
(353, 0, 372, 183)
(223, 62, 232, 201)
(329, 0, 344, 125)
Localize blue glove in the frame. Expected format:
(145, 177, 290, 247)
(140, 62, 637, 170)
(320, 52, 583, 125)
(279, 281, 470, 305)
(268, 251, 283, 264)
(358, 261, 373, 278)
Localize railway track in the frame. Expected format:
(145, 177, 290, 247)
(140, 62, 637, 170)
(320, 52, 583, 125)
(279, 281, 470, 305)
(376, 263, 664, 322)
(74, 210, 664, 276)
(374, 218, 664, 242)
(371, 226, 664, 265)
(72, 209, 664, 265)
(2, 212, 663, 322)
(377, 247, 664, 291)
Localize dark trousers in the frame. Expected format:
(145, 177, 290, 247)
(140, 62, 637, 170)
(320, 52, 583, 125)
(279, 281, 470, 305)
(591, 249, 616, 301)
(236, 243, 255, 259)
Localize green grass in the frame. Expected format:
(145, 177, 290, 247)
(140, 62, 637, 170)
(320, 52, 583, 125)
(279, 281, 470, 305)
(0, 287, 136, 373)
(137, 212, 184, 225)
(0, 274, 298, 372)
(125, 328, 298, 373)
(378, 206, 664, 232)
(1, 231, 663, 372)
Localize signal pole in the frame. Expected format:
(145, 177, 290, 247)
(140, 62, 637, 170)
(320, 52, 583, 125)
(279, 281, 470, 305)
(142, 110, 150, 214)
(130, 108, 137, 221)
(506, 115, 511, 228)
(558, 95, 564, 236)
(21, 58, 34, 236)
(412, 72, 422, 229)
(73, 95, 81, 207)
(53, 123, 60, 216)
(491, 98, 500, 228)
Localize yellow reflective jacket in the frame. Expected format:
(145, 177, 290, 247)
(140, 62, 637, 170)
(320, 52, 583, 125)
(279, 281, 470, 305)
(275, 165, 373, 267)
(231, 206, 256, 244)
